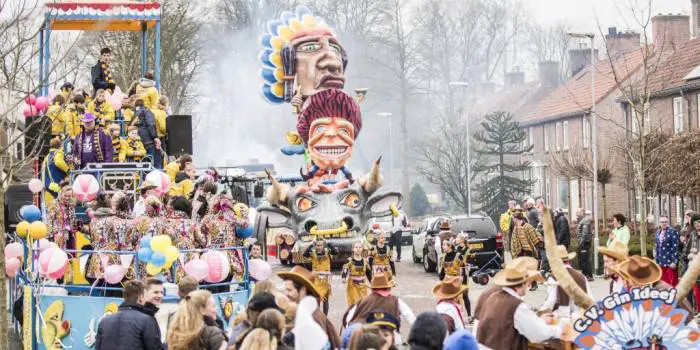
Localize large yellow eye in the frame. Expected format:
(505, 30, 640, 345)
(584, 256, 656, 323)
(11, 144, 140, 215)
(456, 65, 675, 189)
(342, 192, 361, 208)
(296, 197, 315, 211)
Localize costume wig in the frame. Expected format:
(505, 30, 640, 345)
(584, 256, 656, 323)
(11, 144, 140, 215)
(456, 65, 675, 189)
(296, 89, 362, 145)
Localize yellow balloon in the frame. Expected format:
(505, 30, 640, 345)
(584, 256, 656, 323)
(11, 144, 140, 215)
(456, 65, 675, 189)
(150, 235, 171, 253)
(145, 262, 161, 276)
(163, 260, 174, 269)
(164, 245, 179, 263)
(16, 221, 30, 238)
(29, 222, 48, 239)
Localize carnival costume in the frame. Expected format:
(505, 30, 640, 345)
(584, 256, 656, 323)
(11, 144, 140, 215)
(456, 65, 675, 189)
(369, 243, 395, 281)
(341, 256, 372, 306)
(133, 197, 169, 279)
(41, 140, 70, 201)
(165, 209, 206, 281)
(439, 240, 473, 320)
(47, 189, 77, 250)
(200, 194, 248, 281)
(303, 241, 338, 304)
(86, 207, 133, 280)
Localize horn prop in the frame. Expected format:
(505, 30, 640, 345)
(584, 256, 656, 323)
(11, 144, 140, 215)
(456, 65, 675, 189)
(265, 169, 290, 206)
(360, 157, 383, 193)
(543, 207, 595, 309)
(676, 249, 700, 303)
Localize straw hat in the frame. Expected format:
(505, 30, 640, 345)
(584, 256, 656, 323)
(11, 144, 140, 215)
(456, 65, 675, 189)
(138, 180, 157, 192)
(598, 240, 629, 261)
(432, 276, 469, 300)
(277, 266, 322, 298)
(511, 256, 539, 272)
(610, 256, 661, 286)
(555, 245, 576, 261)
(493, 262, 542, 287)
(439, 221, 451, 230)
(369, 273, 393, 289)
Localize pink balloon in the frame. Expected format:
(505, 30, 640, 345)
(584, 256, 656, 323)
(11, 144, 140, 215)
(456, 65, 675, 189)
(35, 96, 49, 111)
(33, 238, 51, 252)
(184, 259, 209, 282)
(103, 265, 126, 284)
(5, 257, 21, 278)
(39, 247, 68, 279)
(23, 105, 38, 117)
(146, 170, 171, 196)
(72, 174, 100, 202)
(201, 251, 230, 283)
(4, 242, 24, 260)
(25, 94, 36, 106)
(111, 98, 122, 111)
(249, 259, 272, 281)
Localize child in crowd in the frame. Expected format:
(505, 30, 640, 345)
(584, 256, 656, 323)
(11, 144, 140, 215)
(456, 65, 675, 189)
(64, 94, 86, 138)
(87, 88, 115, 128)
(120, 126, 146, 162)
(108, 123, 122, 159)
(47, 95, 66, 137)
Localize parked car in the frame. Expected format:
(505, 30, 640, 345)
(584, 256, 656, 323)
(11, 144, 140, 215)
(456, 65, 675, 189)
(369, 214, 413, 246)
(417, 214, 504, 282)
(411, 216, 441, 263)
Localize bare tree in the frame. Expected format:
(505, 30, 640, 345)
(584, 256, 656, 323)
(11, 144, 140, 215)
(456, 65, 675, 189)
(526, 21, 571, 82)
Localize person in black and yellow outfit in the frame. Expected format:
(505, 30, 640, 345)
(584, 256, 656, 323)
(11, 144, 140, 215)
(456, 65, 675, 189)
(91, 47, 115, 95)
(41, 138, 71, 203)
(303, 237, 338, 314)
(341, 241, 372, 307)
(108, 124, 122, 159)
(87, 89, 115, 127)
(47, 95, 67, 137)
(454, 233, 475, 323)
(119, 126, 146, 162)
(369, 229, 396, 282)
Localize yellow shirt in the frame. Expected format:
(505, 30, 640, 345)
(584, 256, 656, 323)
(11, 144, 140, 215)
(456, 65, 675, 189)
(119, 137, 147, 162)
(153, 108, 167, 138)
(87, 100, 115, 126)
(62, 107, 83, 138)
(47, 104, 66, 136)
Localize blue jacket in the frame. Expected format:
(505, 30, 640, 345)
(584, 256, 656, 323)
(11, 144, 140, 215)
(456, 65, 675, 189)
(95, 302, 163, 350)
(655, 226, 679, 267)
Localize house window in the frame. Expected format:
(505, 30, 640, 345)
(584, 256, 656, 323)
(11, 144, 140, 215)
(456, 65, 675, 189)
(555, 122, 562, 151)
(562, 121, 569, 150)
(558, 176, 569, 212)
(528, 127, 534, 152)
(673, 97, 684, 133)
(570, 179, 580, 213)
(544, 167, 552, 205)
(582, 116, 590, 148)
(544, 125, 550, 152)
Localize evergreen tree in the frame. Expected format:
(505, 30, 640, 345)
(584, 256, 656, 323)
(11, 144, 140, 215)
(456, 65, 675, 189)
(473, 111, 533, 223)
(410, 183, 431, 217)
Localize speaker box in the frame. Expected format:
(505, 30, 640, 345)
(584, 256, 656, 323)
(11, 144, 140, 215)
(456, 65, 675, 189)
(24, 116, 52, 160)
(4, 184, 34, 233)
(166, 115, 193, 156)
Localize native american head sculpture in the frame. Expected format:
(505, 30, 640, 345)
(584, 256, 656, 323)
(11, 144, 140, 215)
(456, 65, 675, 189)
(259, 5, 347, 105)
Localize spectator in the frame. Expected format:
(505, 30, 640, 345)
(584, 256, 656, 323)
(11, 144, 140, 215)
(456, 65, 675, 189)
(41, 137, 70, 202)
(154, 95, 168, 152)
(88, 89, 116, 127)
(390, 210, 408, 262)
(59, 82, 74, 102)
(167, 290, 227, 350)
(108, 124, 122, 157)
(229, 292, 282, 349)
(239, 308, 293, 350)
(250, 242, 263, 260)
(166, 276, 199, 325)
(679, 209, 694, 275)
(525, 198, 539, 228)
(47, 95, 67, 137)
(91, 47, 115, 94)
(144, 278, 164, 306)
(509, 213, 543, 267)
(366, 310, 400, 349)
(607, 213, 630, 247)
(500, 200, 517, 250)
(95, 280, 163, 350)
(120, 126, 147, 162)
(64, 94, 86, 138)
(133, 181, 158, 217)
(136, 71, 160, 109)
(655, 216, 680, 286)
(134, 98, 161, 168)
(407, 312, 447, 350)
(72, 113, 113, 169)
(576, 208, 593, 281)
(348, 325, 390, 350)
(192, 180, 217, 221)
(443, 329, 479, 350)
(554, 208, 571, 249)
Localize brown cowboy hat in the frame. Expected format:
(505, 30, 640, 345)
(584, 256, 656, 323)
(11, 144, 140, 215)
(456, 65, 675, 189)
(511, 256, 539, 272)
(369, 273, 393, 289)
(277, 266, 322, 298)
(439, 220, 451, 230)
(610, 256, 661, 286)
(138, 180, 157, 192)
(432, 276, 468, 300)
(493, 262, 542, 287)
(599, 240, 629, 261)
(555, 245, 576, 261)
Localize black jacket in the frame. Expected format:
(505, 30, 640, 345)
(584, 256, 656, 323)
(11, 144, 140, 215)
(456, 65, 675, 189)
(95, 302, 163, 350)
(91, 61, 114, 93)
(577, 216, 592, 250)
(554, 212, 571, 248)
(527, 207, 539, 228)
(135, 106, 158, 147)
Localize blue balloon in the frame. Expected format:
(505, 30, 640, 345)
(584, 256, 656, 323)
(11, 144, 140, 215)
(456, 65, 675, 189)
(140, 236, 152, 249)
(150, 252, 166, 267)
(236, 226, 254, 239)
(137, 247, 153, 262)
(20, 205, 42, 223)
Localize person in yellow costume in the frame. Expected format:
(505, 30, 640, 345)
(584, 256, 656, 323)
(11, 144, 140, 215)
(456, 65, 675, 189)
(165, 155, 193, 184)
(47, 95, 67, 137)
(108, 124, 122, 159)
(369, 228, 396, 281)
(341, 241, 372, 307)
(62, 94, 86, 138)
(41, 138, 71, 203)
(303, 237, 338, 314)
(153, 95, 168, 151)
(119, 126, 147, 162)
(87, 89, 116, 128)
(135, 71, 160, 109)
(439, 237, 473, 322)
(169, 162, 196, 198)
(499, 200, 517, 249)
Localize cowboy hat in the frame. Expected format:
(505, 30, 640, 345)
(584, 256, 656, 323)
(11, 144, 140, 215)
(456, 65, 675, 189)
(439, 220, 451, 230)
(432, 276, 468, 300)
(610, 255, 661, 286)
(555, 245, 576, 261)
(369, 273, 393, 289)
(138, 180, 157, 192)
(493, 261, 542, 287)
(509, 257, 544, 283)
(277, 266, 322, 298)
(598, 240, 629, 261)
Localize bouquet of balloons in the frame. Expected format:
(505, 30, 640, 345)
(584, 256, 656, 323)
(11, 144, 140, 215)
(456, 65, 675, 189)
(23, 93, 50, 117)
(137, 235, 180, 276)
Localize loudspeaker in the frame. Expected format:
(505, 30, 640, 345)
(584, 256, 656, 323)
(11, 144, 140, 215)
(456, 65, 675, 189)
(4, 184, 34, 233)
(166, 115, 193, 156)
(254, 182, 264, 198)
(24, 116, 52, 160)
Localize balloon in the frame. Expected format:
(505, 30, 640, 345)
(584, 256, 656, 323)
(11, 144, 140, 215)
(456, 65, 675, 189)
(150, 235, 172, 253)
(145, 170, 171, 196)
(72, 174, 100, 202)
(22, 105, 38, 117)
(202, 250, 230, 283)
(103, 265, 126, 284)
(29, 222, 48, 239)
(150, 252, 166, 267)
(140, 236, 152, 249)
(163, 260, 174, 269)
(25, 94, 37, 106)
(34, 238, 51, 252)
(164, 245, 179, 263)
(16, 221, 30, 238)
(20, 205, 42, 223)
(4, 242, 24, 260)
(5, 257, 21, 278)
(184, 259, 209, 282)
(145, 262, 162, 276)
(28, 178, 44, 193)
(39, 247, 68, 279)
(110, 95, 122, 110)
(137, 247, 153, 262)
(249, 259, 272, 281)
(34, 96, 49, 111)
(235, 226, 254, 239)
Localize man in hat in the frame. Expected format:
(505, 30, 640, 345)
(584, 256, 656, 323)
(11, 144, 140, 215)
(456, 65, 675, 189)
(434, 220, 455, 261)
(72, 113, 113, 169)
(133, 181, 159, 217)
(598, 240, 629, 294)
(540, 245, 592, 316)
(477, 260, 567, 350)
(655, 215, 680, 286)
(277, 266, 340, 349)
(511, 212, 543, 291)
(434, 276, 469, 333)
(346, 273, 416, 328)
(366, 310, 401, 349)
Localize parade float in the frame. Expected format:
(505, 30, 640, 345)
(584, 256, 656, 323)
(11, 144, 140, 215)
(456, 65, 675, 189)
(9, 2, 253, 349)
(254, 5, 403, 265)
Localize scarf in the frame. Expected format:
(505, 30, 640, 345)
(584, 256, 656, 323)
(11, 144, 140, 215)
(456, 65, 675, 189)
(75, 130, 104, 162)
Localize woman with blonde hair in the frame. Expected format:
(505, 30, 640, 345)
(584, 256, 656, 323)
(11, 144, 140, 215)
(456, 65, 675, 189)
(167, 290, 227, 350)
(348, 325, 390, 350)
(239, 308, 292, 350)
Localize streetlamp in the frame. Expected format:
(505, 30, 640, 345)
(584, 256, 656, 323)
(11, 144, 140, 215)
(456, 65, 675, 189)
(378, 112, 393, 185)
(568, 31, 599, 275)
(448, 81, 471, 215)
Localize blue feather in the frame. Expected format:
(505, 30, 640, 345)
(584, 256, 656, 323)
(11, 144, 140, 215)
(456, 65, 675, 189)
(280, 11, 295, 24)
(267, 20, 281, 36)
(260, 34, 272, 48)
(262, 87, 283, 104)
(259, 49, 275, 68)
(260, 68, 278, 84)
(295, 5, 311, 19)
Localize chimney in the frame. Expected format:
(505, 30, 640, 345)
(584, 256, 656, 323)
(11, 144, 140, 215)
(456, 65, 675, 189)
(538, 61, 560, 88)
(693, 0, 700, 37)
(568, 47, 598, 77)
(652, 14, 690, 51)
(605, 27, 640, 57)
(505, 67, 525, 87)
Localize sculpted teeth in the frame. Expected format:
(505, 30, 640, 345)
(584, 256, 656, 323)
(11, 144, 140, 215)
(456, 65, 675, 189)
(317, 147, 347, 155)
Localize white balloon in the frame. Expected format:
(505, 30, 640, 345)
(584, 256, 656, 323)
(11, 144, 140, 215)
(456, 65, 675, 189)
(28, 178, 44, 193)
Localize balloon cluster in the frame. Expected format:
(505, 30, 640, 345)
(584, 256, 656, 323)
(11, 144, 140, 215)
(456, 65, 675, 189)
(4, 242, 24, 278)
(23, 93, 50, 117)
(16, 205, 49, 240)
(183, 250, 231, 283)
(137, 235, 180, 276)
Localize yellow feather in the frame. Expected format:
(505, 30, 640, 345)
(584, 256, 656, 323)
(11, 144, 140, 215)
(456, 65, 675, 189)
(289, 18, 303, 32)
(272, 83, 284, 97)
(274, 68, 284, 81)
(271, 36, 285, 50)
(302, 15, 317, 28)
(270, 52, 282, 67)
(278, 26, 294, 41)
